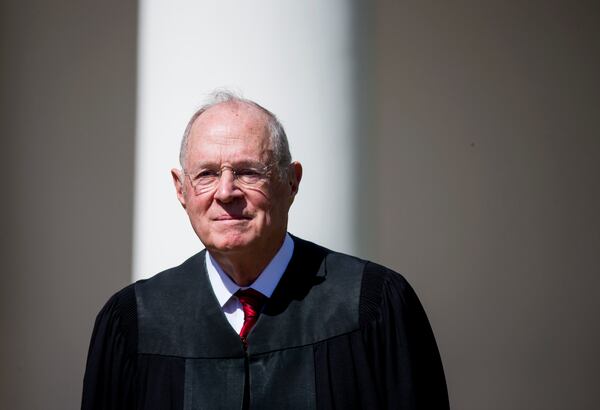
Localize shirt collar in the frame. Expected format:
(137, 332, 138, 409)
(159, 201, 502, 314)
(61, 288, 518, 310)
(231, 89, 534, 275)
(205, 233, 294, 308)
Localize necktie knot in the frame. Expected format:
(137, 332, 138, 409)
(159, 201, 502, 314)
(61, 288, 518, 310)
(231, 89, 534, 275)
(235, 288, 267, 347)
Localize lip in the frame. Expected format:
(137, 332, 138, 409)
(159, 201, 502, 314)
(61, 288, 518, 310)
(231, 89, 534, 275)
(213, 215, 252, 221)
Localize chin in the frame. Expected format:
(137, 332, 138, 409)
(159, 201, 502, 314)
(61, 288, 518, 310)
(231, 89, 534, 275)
(205, 233, 256, 253)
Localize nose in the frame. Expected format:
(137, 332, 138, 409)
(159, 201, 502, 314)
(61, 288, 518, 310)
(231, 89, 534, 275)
(213, 169, 243, 202)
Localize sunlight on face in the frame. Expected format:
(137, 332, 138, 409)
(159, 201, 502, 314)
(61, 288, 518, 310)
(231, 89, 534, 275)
(176, 102, 295, 257)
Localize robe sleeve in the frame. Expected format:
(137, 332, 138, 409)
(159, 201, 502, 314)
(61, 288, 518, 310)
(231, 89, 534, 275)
(81, 284, 138, 410)
(360, 262, 450, 409)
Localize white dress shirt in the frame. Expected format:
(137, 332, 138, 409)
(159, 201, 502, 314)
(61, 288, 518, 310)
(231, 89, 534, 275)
(205, 233, 294, 334)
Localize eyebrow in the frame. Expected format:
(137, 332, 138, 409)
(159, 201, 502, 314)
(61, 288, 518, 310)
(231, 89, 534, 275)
(189, 160, 266, 170)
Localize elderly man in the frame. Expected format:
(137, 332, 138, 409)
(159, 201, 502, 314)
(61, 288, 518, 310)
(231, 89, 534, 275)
(82, 92, 449, 409)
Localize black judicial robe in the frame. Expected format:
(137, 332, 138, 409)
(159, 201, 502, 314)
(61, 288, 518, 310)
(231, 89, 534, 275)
(82, 237, 449, 409)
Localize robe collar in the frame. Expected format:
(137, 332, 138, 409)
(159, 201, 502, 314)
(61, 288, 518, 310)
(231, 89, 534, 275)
(206, 233, 294, 307)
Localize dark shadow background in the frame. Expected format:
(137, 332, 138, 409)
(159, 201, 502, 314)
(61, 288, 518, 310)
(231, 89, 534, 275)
(0, 1, 137, 408)
(1, 1, 599, 409)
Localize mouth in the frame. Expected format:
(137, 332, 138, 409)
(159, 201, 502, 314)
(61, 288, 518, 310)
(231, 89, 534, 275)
(213, 215, 252, 221)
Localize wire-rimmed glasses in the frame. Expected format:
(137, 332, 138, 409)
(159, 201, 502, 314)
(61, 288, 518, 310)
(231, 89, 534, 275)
(184, 163, 274, 195)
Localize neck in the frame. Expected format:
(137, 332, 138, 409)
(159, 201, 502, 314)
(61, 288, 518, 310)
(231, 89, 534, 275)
(209, 233, 286, 287)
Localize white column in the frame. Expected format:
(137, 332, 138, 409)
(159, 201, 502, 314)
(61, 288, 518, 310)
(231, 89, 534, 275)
(133, 1, 356, 280)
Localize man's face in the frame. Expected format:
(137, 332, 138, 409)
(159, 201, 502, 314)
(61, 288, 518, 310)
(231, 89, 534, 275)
(172, 102, 301, 256)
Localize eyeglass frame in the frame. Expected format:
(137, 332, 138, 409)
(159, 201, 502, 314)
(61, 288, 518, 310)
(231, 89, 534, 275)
(182, 163, 277, 195)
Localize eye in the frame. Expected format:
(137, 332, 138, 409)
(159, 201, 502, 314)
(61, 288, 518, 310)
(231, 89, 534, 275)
(236, 168, 261, 177)
(192, 169, 219, 185)
(236, 168, 263, 184)
(196, 170, 219, 178)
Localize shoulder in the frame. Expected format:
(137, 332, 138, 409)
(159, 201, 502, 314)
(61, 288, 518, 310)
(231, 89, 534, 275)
(97, 282, 137, 322)
(300, 239, 414, 328)
(135, 250, 206, 292)
(291, 235, 416, 324)
(291, 234, 367, 275)
(358, 260, 429, 333)
(360, 261, 412, 307)
(95, 251, 206, 328)
(90, 282, 139, 355)
(291, 234, 410, 293)
(131, 251, 208, 320)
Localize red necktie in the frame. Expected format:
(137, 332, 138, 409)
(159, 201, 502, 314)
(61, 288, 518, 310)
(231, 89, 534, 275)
(235, 288, 267, 348)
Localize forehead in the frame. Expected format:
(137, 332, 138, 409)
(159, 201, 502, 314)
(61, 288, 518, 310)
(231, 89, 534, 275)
(186, 102, 272, 166)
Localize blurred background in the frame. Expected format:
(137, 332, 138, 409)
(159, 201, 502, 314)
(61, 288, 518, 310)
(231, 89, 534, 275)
(1, 1, 599, 409)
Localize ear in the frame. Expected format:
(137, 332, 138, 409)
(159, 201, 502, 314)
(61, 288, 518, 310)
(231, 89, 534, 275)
(171, 168, 187, 209)
(288, 161, 303, 200)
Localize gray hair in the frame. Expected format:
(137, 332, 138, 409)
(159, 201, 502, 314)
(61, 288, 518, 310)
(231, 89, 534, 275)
(179, 90, 292, 176)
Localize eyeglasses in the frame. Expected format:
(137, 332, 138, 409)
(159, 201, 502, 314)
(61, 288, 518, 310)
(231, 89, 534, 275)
(184, 164, 274, 195)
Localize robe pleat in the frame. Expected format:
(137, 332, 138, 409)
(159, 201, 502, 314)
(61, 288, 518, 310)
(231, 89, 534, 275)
(82, 236, 449, 409)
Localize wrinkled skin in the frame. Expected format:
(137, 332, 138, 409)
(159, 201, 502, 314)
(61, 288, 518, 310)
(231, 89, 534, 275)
(171, 102, 302, 285)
